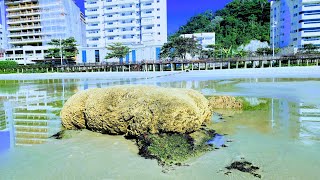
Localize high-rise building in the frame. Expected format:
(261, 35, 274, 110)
(78, 0, 168, 63)
(270, 0, 320, 53)
(0, 24, 5, 60)
(85, 0, 167, 47)
(0, 0, 86, 64)
(0, 24, 3, 48)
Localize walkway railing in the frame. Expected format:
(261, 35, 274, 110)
(1, 55, 320, 74)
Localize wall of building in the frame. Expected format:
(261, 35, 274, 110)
(77, 45, 162, 64)
(0, 0, 86, 63)
(270, 0, 320, 52)
(85, 0, 167, 48)
(181, 32, 215, 49)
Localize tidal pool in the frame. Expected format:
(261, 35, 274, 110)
(0, 71, 320, 179)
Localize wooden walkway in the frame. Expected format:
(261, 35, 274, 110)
(55, 55, 320, 73)
(3, 55, 320, 73)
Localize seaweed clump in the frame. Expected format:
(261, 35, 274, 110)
(225, 160, 261, 178)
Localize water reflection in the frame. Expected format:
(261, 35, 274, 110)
(298, 103, 320, 144)
(0, 77, 319, 149)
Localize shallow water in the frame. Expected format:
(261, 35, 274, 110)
(0, 73, 320, 179)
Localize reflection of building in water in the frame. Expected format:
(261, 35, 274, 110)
(1, 89, 62, 146)
(0, 102, 6, 130)
(298, 103, 320, 144)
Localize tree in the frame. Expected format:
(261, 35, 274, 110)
(170, 0, 270, 49)
(160, 37, 201, 61)
(256, 47, 280, 56)
(0, 60, 18, 69)
(303, 44, 319, 54)
(46, 37, 78, 59)
(105, 43, 130, 62)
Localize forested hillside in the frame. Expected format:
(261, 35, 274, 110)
(171, 0, 270, 48)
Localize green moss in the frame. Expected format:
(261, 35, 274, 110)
(137, 129, 215, 166)
(236, 97, 271, 111)
(0, 80, 20, 94)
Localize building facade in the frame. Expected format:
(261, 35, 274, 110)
(79, 0, 168, 63)
(0, 0, 86, 64)
(85, 0, 167, 48)
(181, 32, 215, 49)
(0, 24, 4, 60)
(77, 44, 162, 63)
(271, 0, 320, 52)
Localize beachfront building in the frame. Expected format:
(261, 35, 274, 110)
(0, 24, 3, 48)
(0, 24, 4, 60)
(181, 32, 215, 49)
(79, 0, 167, 63)
(0, 0, 86, 64)
(270, 0, 320, 54)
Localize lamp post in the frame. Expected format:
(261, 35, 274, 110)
(272, 21, 277, 57)
(59, 38, 63, 65)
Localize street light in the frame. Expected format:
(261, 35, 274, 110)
(59, 38, 63, 66)
(272, 21, 277, 57)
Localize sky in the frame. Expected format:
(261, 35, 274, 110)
(74, 0, 233, 35)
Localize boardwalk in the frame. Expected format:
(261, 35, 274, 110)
(56, 55, 320, 73)
(0, 55, 319, 74)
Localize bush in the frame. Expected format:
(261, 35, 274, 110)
(0, 60, 18, 69)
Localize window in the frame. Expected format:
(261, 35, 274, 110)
(95, 50, 100, 62)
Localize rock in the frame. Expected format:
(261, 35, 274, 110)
(61, 85, 211, 137)
(208, 96, 243, 109)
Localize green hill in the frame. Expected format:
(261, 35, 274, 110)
(171, 0, 270, 48)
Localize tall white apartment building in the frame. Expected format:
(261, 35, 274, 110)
(0, 24, 3, 48)
(85, 0, 167, 47)
(271, 0, 320, 52)
(0, 0, 86, 64)
(0, 24, 4, 60)
(79, 0, 167, 64)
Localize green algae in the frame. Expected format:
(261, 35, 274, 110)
(238, 97, 271, 111)
(136, 128, 216, 166)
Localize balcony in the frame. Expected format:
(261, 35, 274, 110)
(301, 22, 320, 29)
(7, 10, 41, 17)
(302, 39, 320, 45)
(9, 38, 42, 44)
(8, 31, 43, 37)
(103, 13, 137, 21)
(301, 31, 320, 37)
(301, 13, 320, 20)
(141, 18, 154, 26)
(302, 0, 320, 4)
(6, 4, 40, 12)
(301, 5, 320, 12)
(8, 25, 42, 31)
(7, 17, 40, 24)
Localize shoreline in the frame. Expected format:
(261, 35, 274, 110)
(0, 66, 319, 80)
